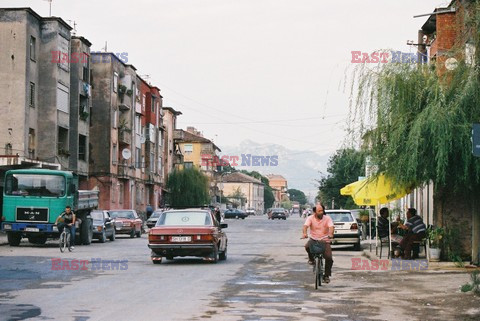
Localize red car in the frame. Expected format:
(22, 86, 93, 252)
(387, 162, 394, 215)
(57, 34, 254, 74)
(109, 210, 143, 238)
(148, 209, 228, 264)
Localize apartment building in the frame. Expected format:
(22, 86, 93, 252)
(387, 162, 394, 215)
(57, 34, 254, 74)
(0, 8, 91, 188)
(222, 172, 264, 214)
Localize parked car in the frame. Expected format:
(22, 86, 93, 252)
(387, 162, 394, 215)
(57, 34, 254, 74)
(147, 210, 162, 228)
(109, 210, 143, 238)
(148, 209, 228, 264)
(90, 210, 115, 243)
(224, 209, 247, 219)
(271, 208, 287, 220)
(246, 208, 255, 216)
(268, 208, 285, 220)
(325, 210, 361, 250)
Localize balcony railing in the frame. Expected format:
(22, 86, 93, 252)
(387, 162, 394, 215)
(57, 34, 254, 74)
(118, 164, 131, 179)
(119, 130, 131, 145)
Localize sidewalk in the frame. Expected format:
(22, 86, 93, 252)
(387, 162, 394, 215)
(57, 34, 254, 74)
(362, 244, 479, 272)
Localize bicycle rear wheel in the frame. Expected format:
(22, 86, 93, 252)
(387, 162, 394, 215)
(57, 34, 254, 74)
(314, 257, 320, 289)
(59, 232, 66, 253)
(318, 256, 324, 287)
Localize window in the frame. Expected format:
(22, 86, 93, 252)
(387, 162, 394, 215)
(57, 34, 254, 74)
(151, 96, 156, 112)
(29, 82, 35, 107)
(56, 83, 69, 113)
(30, 36, 36, 61)
(113, 72, 118, 93)
(58, 36, 69, 71)
(150, 152, 155, 172)
(79, 135, 87, 161)
(158, 156, 163, 174)
(28, 128, 35, 158)
(112, 144, 117, 163)
(184, 144, 193, 153)
(113, 109, 118, 128)
(119, 183, 124, 204)
(135, 115, 141, 134)
(184, 162, 193, 169)
(82, 52, 89, 82)
(135, 147, 141, 168)
(57, 127, 69, 155)
(158, 211, 212, 226)
(79, 95, 88, 119)
(5, 174, 65, 197)
(141, 155, 145, 173)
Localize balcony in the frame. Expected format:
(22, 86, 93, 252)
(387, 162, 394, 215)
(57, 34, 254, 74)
(173, 129, 184, 141)
(118, 164, 131, 179)
(119, 130, 131, 145)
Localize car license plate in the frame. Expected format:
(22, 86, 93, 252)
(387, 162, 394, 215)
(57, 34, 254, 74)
(25, 227, 39, 232)
(171, 236, 191, 242)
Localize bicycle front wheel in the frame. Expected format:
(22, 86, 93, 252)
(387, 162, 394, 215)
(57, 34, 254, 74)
(314, 257, 320, 289)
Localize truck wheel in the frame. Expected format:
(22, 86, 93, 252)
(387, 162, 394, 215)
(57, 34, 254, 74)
(7, 232, 21, 246)
(28, 235, 47, 245)
(81, 219, 93, 245)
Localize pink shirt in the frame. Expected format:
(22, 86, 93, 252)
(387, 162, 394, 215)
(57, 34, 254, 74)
(304, 215, 334, 241)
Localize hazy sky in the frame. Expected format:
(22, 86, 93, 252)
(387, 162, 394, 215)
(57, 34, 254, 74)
(3, 0, 448, 155)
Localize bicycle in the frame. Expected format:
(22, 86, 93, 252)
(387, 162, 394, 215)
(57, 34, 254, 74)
(302, 235, 329, 289)
(310, 240, 326, 289)
(57, 224, 73, 253)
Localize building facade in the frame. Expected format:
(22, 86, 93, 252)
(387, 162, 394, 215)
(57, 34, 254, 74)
(222, 172, 264, 214)
(0, 8, 91, 187)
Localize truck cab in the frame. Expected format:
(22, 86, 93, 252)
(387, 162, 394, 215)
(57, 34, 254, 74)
(1, 169, 97, 246)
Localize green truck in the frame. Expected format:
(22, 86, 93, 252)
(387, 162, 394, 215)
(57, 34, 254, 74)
(1, 169, 99, 246)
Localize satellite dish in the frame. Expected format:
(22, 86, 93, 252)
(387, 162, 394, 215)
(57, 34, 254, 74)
(122, 148, 131, 160)
(445, 58, 458, 71)
(140, 136, 146, 144)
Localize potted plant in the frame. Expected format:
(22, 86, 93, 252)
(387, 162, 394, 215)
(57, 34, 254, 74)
(427, 226, 444, 262)
(126, 89, 133, 97)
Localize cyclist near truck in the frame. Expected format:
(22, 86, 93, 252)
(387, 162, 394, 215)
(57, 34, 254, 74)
(302, 204, 334, 284)
(55, 205, 76, 250)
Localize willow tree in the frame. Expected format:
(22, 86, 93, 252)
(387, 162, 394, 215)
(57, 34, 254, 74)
(166, 167, 210, 208)
(349, 2, 480, 260)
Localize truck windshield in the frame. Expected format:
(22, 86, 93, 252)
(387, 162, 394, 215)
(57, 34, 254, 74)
(5, 174, 66, 197)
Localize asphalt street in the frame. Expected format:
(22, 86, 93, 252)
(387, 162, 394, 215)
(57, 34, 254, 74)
(0, 216, 478, 321)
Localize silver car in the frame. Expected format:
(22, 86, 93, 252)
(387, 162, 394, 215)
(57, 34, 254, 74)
(147, 210, 162, 228)
(326, 210, 361, 251)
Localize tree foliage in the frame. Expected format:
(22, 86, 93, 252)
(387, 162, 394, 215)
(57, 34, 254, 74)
(287, 188, 307, 205)
(166, 167, 209, 208)
(348, 2, 480, 191)
(317, 148, 366, 209)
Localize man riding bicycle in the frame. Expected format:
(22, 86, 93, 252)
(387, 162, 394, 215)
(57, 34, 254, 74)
(302, 204, 334, 284)
(55, 206, 76, 250)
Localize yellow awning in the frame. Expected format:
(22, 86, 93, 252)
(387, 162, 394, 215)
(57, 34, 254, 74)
(351, 173, 412, 206)
(340, 179, 367, 196)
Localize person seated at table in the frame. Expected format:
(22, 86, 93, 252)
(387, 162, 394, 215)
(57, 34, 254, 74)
(397, 208, 426, 259)
(377, 207, 402, 245)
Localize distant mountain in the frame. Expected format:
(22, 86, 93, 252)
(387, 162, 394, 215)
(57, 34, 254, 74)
(219, 140, 332, 201)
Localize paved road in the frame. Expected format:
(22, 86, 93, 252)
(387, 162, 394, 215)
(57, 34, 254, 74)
(0, 216, 477, 321)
